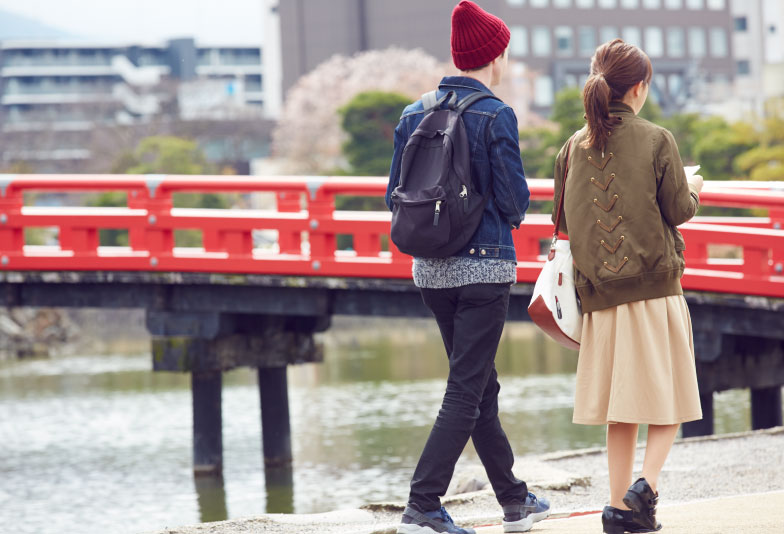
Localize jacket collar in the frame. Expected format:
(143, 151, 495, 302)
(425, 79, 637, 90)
(609, 101, 635, 116)
(439, 76, 496, 96)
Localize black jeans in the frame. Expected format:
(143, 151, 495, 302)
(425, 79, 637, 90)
(408, 283, 527, 511)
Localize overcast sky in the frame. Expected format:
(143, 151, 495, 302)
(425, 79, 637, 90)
(0, 0, 265, 44)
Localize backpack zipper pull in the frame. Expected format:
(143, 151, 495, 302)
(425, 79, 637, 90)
(433, 200, 442, 226)
(460, 185, 468, 212)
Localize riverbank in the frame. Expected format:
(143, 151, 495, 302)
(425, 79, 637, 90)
(144, 426, 784, 534)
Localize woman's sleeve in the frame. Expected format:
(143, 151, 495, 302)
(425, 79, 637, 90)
(655, 129, 700, 226)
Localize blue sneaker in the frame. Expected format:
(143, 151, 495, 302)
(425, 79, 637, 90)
(502, 492, 551, 533)
(397, 504, 476, 534)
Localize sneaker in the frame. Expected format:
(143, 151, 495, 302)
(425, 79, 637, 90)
(397, 504, 476, 534)
(623, 478, 659, 531)
(601, 505, 662, 534)
(502, 492, 551, 533)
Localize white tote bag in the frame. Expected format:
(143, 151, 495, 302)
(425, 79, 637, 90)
(527, 136, 582, 350)
(528, 239, 582, 350)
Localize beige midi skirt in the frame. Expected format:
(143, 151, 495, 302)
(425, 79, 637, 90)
(573, 295, 703, 426)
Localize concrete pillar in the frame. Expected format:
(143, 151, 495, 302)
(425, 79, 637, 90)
(258, 366, 292, 467)
(192, 370, 223, 476)
(751, 386, 783, 430)
(682, 391, 714, 438)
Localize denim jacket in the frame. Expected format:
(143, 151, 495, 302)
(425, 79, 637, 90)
(386, 76, 530, 261)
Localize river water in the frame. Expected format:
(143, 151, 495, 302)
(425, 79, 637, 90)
(0, 319, 754, 534)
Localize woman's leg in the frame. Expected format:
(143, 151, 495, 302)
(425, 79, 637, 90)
(641, 424, 680, 493)
(607, 422, 639, 509)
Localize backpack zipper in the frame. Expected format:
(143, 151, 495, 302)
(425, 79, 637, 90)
(460, 185, 468, 212)
(433, 200, 442, 226)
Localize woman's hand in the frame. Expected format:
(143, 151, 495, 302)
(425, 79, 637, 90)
(687, 174, 704, 193)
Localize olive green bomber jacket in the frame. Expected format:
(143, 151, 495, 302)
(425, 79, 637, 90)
(552, 102, 700, 313)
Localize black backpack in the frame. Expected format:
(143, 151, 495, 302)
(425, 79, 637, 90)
(390, 90, 493, 258)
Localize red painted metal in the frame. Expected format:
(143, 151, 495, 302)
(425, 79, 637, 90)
(1, 175, 783, 297)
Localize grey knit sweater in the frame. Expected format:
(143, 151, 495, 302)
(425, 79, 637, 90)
(412, 257, 517, 288)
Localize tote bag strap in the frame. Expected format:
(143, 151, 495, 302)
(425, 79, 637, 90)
(549, 135, 576, 260)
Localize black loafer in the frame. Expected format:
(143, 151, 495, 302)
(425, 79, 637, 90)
(602, 506, 662, 534)
(623, 478, 659, 531)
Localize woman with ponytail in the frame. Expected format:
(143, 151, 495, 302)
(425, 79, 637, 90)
(552, 39, 704, 534)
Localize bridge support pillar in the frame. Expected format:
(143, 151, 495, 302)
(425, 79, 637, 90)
(682, 391, 714, 438)
(192, 370, 223, 476)
(258, 366, 292, 467)
(751, 386, 783, 430)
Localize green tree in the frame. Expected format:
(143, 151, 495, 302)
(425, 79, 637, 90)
(97, 136, 230, 246)
(521, 87, 585, 179)
(692, 119, 755, 181)
(550, 87, 585, 142)
(339, 91, 411, 176)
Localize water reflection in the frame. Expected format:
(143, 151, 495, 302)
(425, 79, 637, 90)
(0, 320, 774, 534)
(194, 476, 228, 523)
(265, 466, 295, 514)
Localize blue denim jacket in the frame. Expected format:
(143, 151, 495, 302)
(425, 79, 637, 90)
(386, 76, 530, 261)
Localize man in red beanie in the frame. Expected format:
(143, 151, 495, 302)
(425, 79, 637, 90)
(386, 2, 550, 534)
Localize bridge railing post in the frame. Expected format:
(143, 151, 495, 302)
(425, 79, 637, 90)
(0, 186, 24, 259)
(140, 188, 174, 261)
(307, 186, 336, 268)
(276, 191, 303, 255)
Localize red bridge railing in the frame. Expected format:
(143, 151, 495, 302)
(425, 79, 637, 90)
(1, 174, 783, 298)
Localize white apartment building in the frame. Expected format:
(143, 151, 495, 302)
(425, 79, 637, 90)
(0, 38, 267, 166)
(730, 0, 784, 118)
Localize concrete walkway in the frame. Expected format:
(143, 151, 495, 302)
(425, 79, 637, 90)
(144, 428, 784, 534)
(476, 491, 784, 534)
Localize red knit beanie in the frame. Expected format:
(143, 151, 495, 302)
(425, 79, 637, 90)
(451, 1, 511, 70)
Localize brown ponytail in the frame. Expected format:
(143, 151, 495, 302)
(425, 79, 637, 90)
(581, 39, 652, 151)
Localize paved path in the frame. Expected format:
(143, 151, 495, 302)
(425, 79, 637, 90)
(145, 428, 784, 534)
(476, 491, 784, 534)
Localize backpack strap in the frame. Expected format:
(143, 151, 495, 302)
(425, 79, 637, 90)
(422, 90, 458, 114)
(455, 91, 494, 114)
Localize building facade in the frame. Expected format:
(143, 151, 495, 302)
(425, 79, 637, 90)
(730, 0, 784, 117)
(0, 38, 267, 169)
(278, 0, 739, 118)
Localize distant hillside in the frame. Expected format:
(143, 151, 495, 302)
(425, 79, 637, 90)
(0, 8, 72, 40)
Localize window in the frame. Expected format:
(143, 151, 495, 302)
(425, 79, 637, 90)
(667, 27, 685, 57)
(507, 0, 526, 5)
(642, 0, 661, 8)
(531, 0, 548, 6)
(664, 0, 682, 7)
(620, 0, 639, 7)
(553, 0, 570, 6)
(710, 27, 728, 57)
(575, 0, 595, 6)
(600, 26, 619, 44)
(734, 17, 747, 32)
(598, 0, 617, 6)
(706, 0, 725, 9)
(668, 74, 683, 97)
(689, 27, 706, 58)
(736, 60, 750, 75)
(534, 75, 554, 106)
(686, 0, 701, 9)
(564, 74, 578, 87)
(622, 26, 642, 47)
(510, 26, 529, 57)
(555, 26, 574, 56)
(532, 26, 552, 56)
(579, 27, 596, 57)
(645, 27, 664, 57)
